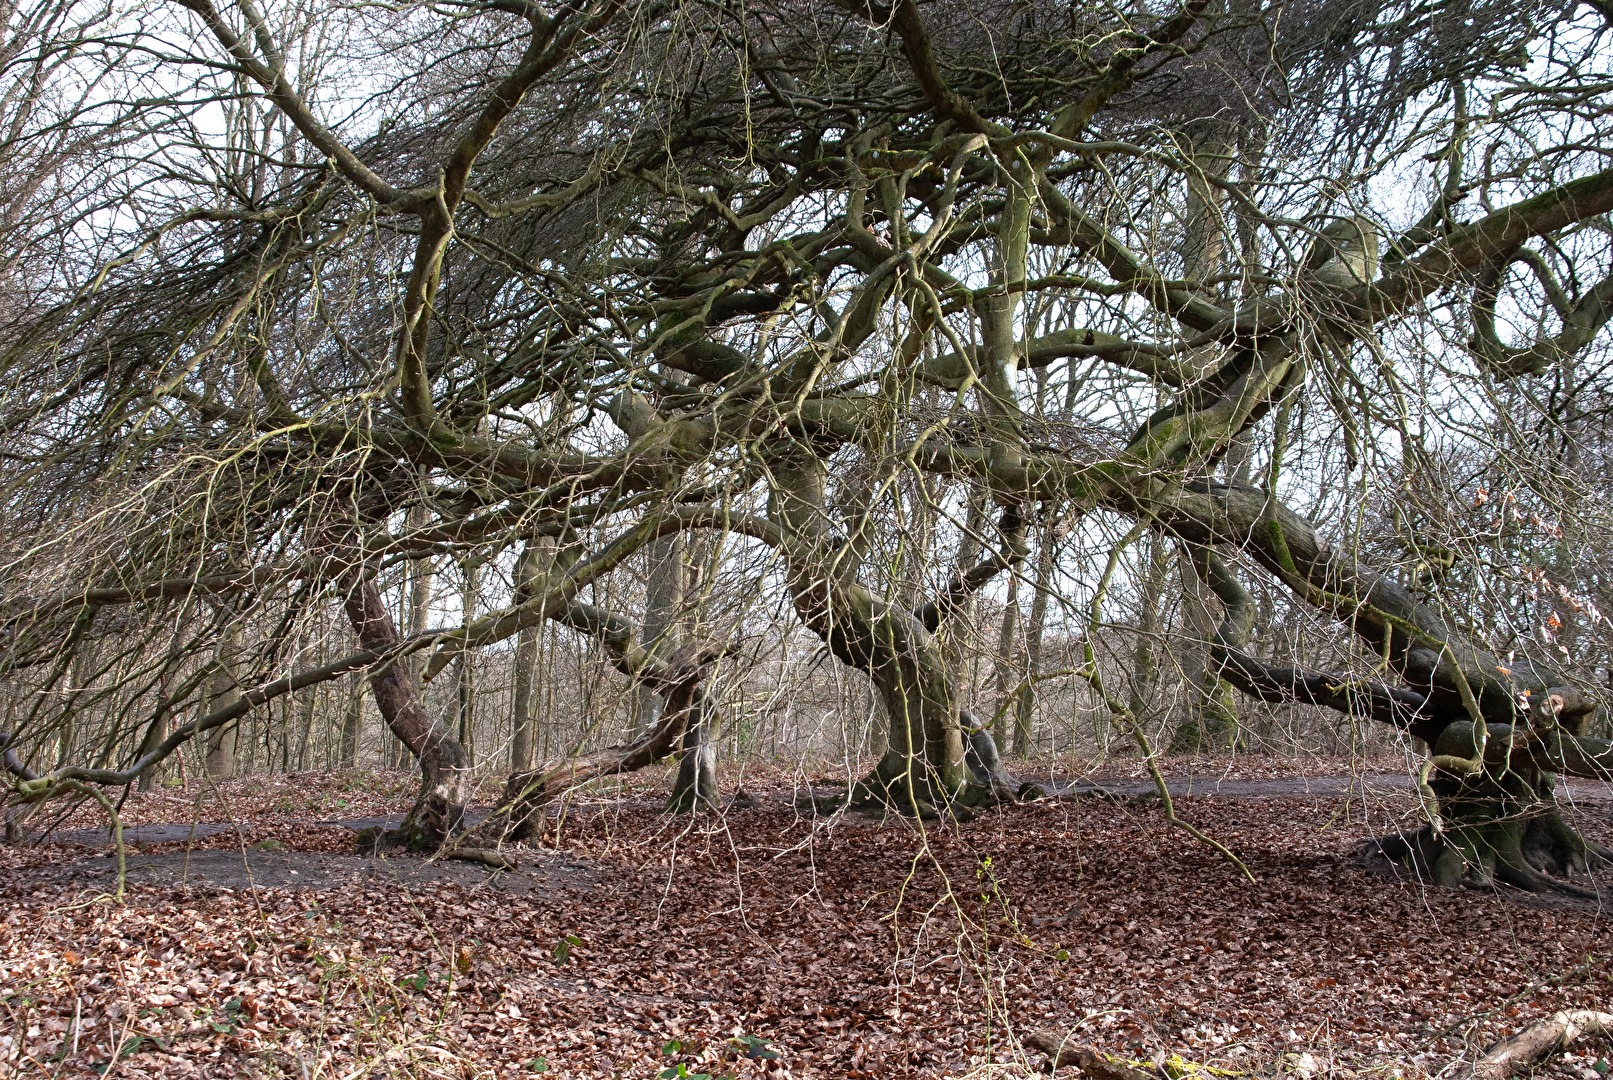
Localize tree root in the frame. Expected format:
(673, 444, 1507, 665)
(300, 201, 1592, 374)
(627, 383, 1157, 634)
(1475, 1010, 1613, 1079)
(1373, 762, 1609, 896)
(1372, 808, 1607, 897)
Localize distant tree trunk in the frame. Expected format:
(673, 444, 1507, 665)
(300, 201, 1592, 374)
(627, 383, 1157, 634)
(453, 553, 481, 761)
(1171, 127, 1242, 753)
(202, 635, 241, 778)
(634, 534, 686, 734)
(1011, 522, 1056, 757)
(1128, 535, 1170, 732)
(294, 683, 317, 772)
(340, 565, 471, 850)
(992, 574, 1020, 739)
(1170, 543, 1241, 753)
(510, 539, 552, 773)
(940, 494, 988, 689)
(57, 641, 92, 770)
(396, 504, 435, 770)
(338, 673, 365, 767)
(136, 689, 172, 792)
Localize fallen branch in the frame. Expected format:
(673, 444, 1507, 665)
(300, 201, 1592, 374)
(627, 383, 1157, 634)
(1022, 1032, 1156, 1080)
(447, 846, 518, 871)
(1475, 1010, 1613, 1079)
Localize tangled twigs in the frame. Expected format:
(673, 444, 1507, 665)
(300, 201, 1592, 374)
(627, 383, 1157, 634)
(1475, 1010, 1613, 1079)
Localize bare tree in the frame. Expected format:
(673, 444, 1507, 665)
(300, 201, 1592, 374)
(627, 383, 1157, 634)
(0, 0, 1610, 893)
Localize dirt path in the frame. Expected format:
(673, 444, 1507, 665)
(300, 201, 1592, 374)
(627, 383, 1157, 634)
(34, 773, 1613, 853)
(19, 845, 602, 895)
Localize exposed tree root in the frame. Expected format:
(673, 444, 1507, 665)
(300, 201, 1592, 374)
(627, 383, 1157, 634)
(664, 692, 720, 814)
(829, 716, 1043, 819)
(357, 775, 472, 854)
(959, 710, 1045, 805)
(1373, 772, 1608, 896)
(1475, 1010, 1613, 1079)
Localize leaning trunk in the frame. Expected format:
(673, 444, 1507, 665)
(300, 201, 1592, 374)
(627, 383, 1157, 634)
(1171, 493, 1612, 892)
(769, 454, 967, 812)
(340, 566, 471, 850)
(1375, 717, 1613, 893)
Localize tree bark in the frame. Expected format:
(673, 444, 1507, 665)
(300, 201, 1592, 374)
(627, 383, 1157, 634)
(203, 630, 242, 778)
(339, 564, 471, 850)
(634, 533, 686, 735)
(337, 673, 364, 767)
(509, 539, 551, 773)
(1012, 521, 1055, 756)
(665, 688, 719, 813)
(770, 453, 967, 811)
(452, 553, 481, 760)
(396, 503, 435, 770)
(1171, 543, 1241, 753)
(1170, 504, 1611, 891)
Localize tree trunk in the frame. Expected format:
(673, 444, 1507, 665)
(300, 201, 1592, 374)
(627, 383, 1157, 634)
(1128, 535, 1170, 738)
(338, 673, 365, 767)
(396, 504, 435, 770)
(1169, 495, 1612, 892)
(1170, 542, 1241, 753)
(340, 565, 471, 851)
(634, 533, 687, 734)
(992, 573, 1021, 744)
(665, 689, 720, 813)
(453, 553, 481, 761)
(511, 537, 561, 772)
(203, 631, 242, 778)
(770, 454, 967, 812)
(1169, 126, 1243, 753)
(1012, 522, 1056, 756)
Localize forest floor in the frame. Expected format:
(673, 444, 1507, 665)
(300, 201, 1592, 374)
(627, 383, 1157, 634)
(2, 757, 1611, 1080)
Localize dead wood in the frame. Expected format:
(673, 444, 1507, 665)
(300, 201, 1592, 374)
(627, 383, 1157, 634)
(1475, 1010, 1613, 1079)
(445, 846, 518, 871)
(1023, 1031, 1157, 1080)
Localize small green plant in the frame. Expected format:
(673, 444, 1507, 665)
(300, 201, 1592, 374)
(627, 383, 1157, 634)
(524, 1058, 549, 1073)
(553, 934, 582, 965)
(731, 1035, 778, 1061)
(657, 1065, 712, 1080)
